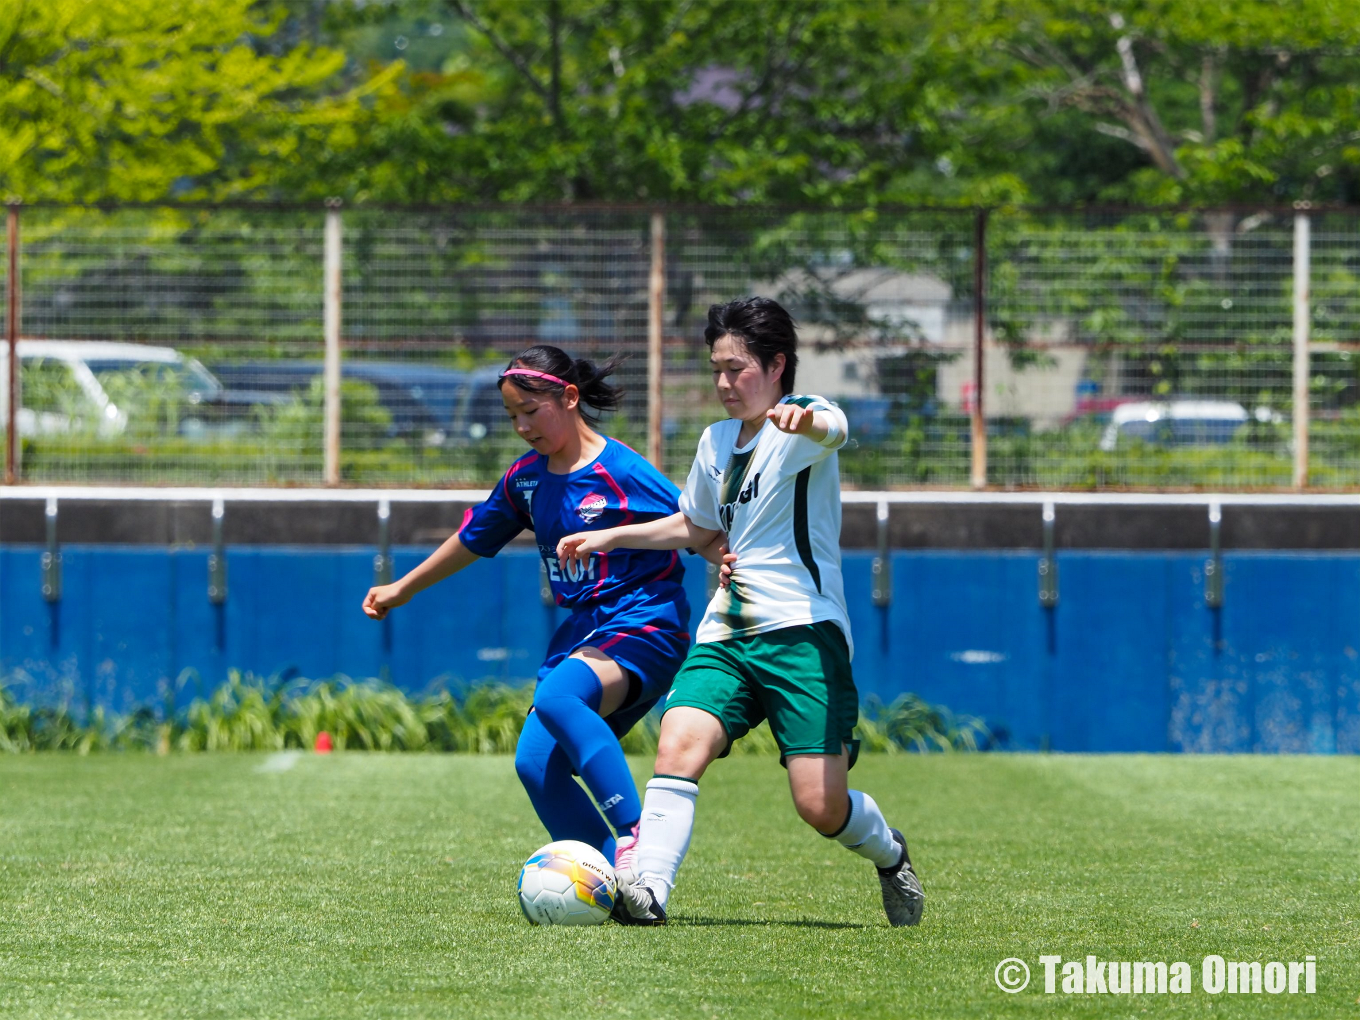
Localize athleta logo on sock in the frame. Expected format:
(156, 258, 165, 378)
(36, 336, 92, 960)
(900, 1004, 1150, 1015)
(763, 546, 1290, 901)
(576, 492, 608, 523)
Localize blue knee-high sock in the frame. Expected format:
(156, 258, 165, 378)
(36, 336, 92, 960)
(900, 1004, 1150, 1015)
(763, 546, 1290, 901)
(514, 711, 616, 860)
(532, 657, 642, 833)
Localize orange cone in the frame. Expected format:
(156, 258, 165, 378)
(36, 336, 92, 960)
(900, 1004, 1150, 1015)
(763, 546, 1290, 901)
(315, 731, 333, 754)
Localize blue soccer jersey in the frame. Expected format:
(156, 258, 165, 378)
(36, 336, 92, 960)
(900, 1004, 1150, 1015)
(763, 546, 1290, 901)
(458, 437, 686, 609)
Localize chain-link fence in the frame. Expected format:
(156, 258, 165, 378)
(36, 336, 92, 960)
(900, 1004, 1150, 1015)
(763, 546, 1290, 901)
(3, 202, 1356, 489)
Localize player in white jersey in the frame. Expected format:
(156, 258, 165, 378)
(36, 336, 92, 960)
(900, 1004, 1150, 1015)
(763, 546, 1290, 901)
(679, 386, 853, 653)
(558, 296, 923, 927)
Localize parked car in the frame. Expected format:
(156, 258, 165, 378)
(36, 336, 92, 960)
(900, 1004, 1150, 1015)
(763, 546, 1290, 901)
(460, 367, 509, 441)
(0, 340, 254, 438)
(1099, 400, 1249, 451)
(834, 396, 893, 443)
(208, 361, 509, 443)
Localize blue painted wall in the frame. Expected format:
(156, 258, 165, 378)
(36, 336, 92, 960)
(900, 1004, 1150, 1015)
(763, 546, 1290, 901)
(2, 545, 1357, 754)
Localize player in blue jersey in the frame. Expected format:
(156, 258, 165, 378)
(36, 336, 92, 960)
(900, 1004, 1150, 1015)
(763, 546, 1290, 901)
(362, 344, 722, 879)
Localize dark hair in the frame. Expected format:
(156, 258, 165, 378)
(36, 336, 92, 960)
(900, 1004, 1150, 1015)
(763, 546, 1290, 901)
(497, 344, 624, 425)
(704, 296, 798, 395)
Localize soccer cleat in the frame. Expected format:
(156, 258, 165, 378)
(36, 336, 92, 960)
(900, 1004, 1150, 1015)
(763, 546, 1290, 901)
(877, 828, 924, 927)
(610, 869, 668, 926)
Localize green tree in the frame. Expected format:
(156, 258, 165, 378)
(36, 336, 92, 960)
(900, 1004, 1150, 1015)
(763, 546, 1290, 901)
(0, 0, 394, 201)
(953, 0, 1360, 204)
(285, 0, 1022, 205)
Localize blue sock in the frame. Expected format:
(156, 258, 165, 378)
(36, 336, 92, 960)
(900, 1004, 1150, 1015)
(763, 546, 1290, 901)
(514, 710, 616, 860)
(532, 657, 642, 834)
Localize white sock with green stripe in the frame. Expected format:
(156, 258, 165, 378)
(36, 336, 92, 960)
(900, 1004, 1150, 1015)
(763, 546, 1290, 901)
(633, 776, 699, 910)
(825, 790, 902, 870)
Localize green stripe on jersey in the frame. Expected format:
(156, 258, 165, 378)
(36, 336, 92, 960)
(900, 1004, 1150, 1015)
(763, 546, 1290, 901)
(792, 466, 822, 593)
(784, 395, 818, 409)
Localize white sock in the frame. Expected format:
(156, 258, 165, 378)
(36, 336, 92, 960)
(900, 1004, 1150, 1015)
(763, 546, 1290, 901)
(827, 790, 903, 870)
(633, 776, 699, 909)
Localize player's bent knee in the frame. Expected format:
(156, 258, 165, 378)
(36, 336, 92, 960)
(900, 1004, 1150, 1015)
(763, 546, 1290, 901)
(513, 715, 550, 793)
(654, 709, 725, 779)
(791, 790, 847, 833)
(530, 694, 572, 731)
(514, 745, 545, 792)
(653, 737, 709, 779)
(796, 803, 844, 834)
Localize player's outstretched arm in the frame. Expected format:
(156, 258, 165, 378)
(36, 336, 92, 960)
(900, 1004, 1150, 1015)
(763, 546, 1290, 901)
(557, 511, 719, 570)
(766, 403, 834, 442)
(362, 532, 480, 620)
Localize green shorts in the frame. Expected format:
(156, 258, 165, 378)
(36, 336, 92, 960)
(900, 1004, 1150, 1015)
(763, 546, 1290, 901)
(664, 621, 860, 767)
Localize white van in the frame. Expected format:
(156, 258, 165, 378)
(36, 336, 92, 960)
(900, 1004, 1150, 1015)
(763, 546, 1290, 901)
(0, 340, 225, 437)
(1099, 400, 1250, 451)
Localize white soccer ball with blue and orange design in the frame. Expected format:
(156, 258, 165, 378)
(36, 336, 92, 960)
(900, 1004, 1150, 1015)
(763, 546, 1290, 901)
(517, 839, 616, 925)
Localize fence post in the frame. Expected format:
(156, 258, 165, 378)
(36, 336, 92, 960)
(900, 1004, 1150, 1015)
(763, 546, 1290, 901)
(647, 210, 665, 470)
(1292, 211, 1310, 490)
(5, 200, 19, 485)
(323, 199, 343, 486)
(971, 208, 988, 489)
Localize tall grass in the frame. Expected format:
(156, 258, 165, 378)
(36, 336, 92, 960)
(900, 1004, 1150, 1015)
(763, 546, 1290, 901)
(0, 673, 987, 755)
(856, 694, 992, 753)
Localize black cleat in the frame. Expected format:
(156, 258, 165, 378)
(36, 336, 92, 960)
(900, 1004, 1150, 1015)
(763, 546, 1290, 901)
(877, 828, 924, 927)
(611, 870, 668, 926)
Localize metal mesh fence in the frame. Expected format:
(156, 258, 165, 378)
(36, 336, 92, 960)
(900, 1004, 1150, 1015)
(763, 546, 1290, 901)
(986, 211, 1298, 489)
(17, 207, 325, 483)
(1304, 213, 1360, 485)
(663, 208, 977, 483)
(2, 203, 1356, 490)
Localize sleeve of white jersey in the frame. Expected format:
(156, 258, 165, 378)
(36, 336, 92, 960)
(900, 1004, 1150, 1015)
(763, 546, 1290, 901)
(811, 398, 849, 451)
(774, 395, 850, 470)
(678, 428, 723, 531)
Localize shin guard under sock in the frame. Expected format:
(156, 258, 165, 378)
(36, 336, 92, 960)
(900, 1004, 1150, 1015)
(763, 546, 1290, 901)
(532, 657, 642, 833)
(634, 776, 699, 909)
(824, 789, 903, 870)
(514, 709, 615, 858)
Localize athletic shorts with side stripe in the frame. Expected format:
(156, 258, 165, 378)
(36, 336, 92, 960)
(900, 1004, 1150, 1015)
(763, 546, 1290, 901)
(662, 620, 859, 767)
(538, 581, 691, 739)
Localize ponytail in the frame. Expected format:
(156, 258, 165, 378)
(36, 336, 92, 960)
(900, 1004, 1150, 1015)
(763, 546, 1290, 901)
(498, 344, 625, 425)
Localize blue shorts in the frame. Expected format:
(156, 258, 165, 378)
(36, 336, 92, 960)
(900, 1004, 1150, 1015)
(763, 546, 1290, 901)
(538, 581, 691, 738)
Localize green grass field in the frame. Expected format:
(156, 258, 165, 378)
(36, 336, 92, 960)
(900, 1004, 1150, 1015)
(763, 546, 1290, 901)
(0, 753, 1355, 1018)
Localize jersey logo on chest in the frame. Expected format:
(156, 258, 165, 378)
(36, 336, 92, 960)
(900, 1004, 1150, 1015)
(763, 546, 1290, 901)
(575, 491, 608, 523)
(718, 471, 760, 531)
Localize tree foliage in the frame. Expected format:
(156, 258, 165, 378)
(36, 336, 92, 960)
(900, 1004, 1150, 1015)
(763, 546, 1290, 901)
(962, 0, 1360, 204)
(283, 0, 1014, 205)
(5, 0, 1360, 207)
(0, 0, 391, 201)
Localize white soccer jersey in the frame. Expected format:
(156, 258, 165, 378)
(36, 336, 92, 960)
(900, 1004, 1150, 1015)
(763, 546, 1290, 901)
(678, 394, 853, 657)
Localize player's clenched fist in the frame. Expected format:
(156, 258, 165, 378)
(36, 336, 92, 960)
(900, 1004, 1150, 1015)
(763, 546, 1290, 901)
(766, 402, 814, 435)
(557, 530, 613, 570)
(362, 582, 410, 620)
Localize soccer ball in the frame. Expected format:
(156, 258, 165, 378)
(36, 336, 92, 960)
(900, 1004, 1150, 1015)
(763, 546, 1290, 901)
(517, 839, 616, 926)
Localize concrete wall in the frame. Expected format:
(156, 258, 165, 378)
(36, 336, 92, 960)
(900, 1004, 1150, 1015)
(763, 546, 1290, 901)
(8, 496, 1360, 550)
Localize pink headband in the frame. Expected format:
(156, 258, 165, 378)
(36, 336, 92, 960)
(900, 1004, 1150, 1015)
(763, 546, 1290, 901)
(500, 368, 571, 388)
